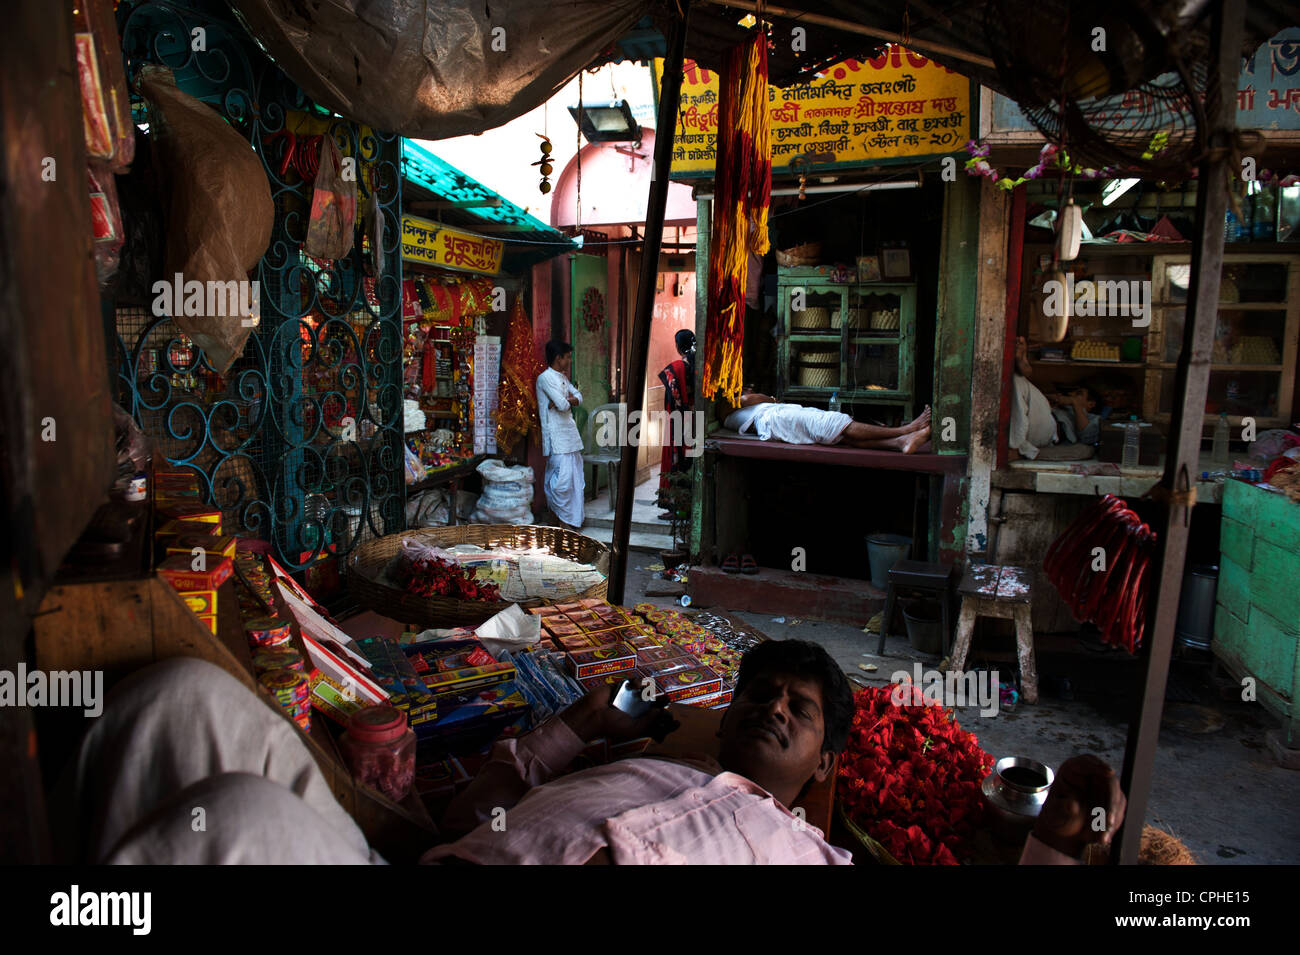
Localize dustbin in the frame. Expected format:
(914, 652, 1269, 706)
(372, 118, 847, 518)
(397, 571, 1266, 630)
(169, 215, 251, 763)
(867, 533, 912, 589)
(1175, 564, 1218, 651)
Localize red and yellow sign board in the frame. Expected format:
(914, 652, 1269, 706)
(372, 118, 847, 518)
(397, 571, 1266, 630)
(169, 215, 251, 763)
(401, 214, 504, 275)
(655, 47, 972, 176)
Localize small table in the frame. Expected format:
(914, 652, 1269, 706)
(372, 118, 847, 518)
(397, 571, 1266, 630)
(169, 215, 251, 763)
(950, 563, 1038, 704)
(877, 560, 955, 656)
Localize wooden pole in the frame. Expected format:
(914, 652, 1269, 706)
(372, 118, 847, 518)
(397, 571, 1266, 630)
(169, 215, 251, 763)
(1113, 0, 1243, 864)
(607, 3, 691, 604)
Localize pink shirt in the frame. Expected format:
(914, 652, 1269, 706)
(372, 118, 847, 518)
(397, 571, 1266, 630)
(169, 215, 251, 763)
(422, 716, 1079, 865)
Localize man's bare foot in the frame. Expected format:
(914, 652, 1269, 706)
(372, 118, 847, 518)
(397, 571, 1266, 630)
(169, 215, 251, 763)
(899, 425, 931, 454)
(903, 406, 931, 433)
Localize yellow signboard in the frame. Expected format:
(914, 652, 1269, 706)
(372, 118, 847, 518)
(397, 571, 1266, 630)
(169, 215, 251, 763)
(655, 48, 971, 176)
(401, 215, 504, 275)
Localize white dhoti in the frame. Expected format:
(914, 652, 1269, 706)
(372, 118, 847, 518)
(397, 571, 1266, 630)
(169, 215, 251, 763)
(752, 404, 853, 445)
(544, 450, 585, 527)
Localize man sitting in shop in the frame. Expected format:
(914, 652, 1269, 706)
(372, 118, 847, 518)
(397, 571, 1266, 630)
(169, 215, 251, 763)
(61, 641, 1123, 865)
(719, 389, 932, 453)
(1009, 337, 1106, 461)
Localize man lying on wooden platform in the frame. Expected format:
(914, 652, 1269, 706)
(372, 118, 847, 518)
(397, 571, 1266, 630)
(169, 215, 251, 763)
(718, 388, 932, 453)
(58, 641, 1121, 864)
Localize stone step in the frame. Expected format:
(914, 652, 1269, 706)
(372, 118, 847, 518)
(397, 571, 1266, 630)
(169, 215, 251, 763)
(582, 512, 674, 537)
(688, 564, 886, 626)
(580, 524, 675, 555)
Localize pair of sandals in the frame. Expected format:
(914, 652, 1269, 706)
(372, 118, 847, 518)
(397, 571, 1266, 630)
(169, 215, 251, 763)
(721, 553, 758, 575)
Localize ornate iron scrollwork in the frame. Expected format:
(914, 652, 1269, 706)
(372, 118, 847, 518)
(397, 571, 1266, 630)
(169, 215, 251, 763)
(114, 0, 404, 571)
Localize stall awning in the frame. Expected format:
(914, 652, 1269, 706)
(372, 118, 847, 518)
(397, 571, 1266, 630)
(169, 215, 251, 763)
(401, 140, 578, 273)
(231, 0, 1298, 140)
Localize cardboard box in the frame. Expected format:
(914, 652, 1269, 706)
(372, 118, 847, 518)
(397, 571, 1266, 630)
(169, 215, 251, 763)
(645, 663, 723, 702)
(577, 668, 646, 695)
(157, 553, 234, 591)
(164, 533, 238, 562)
(637, 645, 695, 667)
(158, 501, 222, 529)
(683, 688, 733, 708)
(404, 640, 516, 696)
(155, 519, 213, 539)
(195, 613, 217, 635)
(177, 589, 217, 616)
(565, 643, 636, 679)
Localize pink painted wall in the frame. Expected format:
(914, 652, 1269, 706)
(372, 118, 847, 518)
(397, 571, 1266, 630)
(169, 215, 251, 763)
(550, 129, 697, 229)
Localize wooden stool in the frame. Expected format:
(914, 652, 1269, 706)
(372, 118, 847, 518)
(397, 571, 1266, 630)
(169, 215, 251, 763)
(950, 563, 1038, 704)
(877, 560, 955, 656)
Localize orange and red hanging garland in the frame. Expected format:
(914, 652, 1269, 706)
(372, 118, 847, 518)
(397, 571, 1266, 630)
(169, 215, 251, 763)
(701, 33, 771, 404)
(495, 295, 545, 455)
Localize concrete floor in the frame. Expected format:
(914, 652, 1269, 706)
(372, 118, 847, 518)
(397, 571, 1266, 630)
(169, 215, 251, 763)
(620, 562, 1300, 865)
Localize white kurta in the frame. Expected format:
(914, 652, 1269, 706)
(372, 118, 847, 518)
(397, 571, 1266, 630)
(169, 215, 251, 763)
(536, 368, 585, 526)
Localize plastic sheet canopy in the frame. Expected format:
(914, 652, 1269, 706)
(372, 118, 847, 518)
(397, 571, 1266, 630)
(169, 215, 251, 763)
(232, 0, 650, 140)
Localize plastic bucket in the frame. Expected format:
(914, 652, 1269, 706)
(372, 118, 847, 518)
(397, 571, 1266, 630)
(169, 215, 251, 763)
(867, 533, 911, 589)
(902, 600, 943, 655)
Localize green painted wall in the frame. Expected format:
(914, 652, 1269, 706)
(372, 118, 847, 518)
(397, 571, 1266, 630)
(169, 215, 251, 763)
(569, 253, 611, 412)
(933, 176, 981, 559)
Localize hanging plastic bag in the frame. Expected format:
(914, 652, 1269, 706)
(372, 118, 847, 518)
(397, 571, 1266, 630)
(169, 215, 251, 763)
(305, 138, 357, 261)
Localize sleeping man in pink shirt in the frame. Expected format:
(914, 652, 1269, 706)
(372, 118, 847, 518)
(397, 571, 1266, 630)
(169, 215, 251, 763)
(65, 642, 1123, 864)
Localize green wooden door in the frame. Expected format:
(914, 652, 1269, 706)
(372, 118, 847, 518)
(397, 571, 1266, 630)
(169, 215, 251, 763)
(570, 253, 612, 419)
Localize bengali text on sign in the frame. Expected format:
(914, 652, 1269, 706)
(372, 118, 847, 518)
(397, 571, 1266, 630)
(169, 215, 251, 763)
(656, 47, 972, 176)
(401, 215, 504, 275)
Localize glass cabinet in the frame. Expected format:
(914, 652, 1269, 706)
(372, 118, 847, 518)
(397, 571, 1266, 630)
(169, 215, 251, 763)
(775, 266, 916, 420)
(1146, 254, 1299, 430)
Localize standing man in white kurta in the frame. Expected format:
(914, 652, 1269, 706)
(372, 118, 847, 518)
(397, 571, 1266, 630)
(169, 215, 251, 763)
(537, 340, 585, 529)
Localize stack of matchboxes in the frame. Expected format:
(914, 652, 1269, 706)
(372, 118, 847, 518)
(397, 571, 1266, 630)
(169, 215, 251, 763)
(530, 599, 730, 709)
(152, 469, 234, 634)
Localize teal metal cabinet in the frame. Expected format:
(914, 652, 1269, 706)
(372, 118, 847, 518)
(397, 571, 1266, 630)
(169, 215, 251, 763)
(775, 266, 915, 419)
(1215, 478, 1300, 744)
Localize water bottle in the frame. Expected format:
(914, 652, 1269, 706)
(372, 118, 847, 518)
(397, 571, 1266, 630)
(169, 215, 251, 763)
(828, 391, 840, 414)
(1122, 415, 1140, 467)
(1212, 412, 1230, 467)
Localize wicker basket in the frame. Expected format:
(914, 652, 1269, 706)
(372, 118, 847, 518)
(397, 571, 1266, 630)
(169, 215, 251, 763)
(795, 348, 839, 388)
(775, 241, 822, 267)
(790, 306, 831, 330)
(836, 804, 901, 865)
(869, 308, 900, 330)
(832, 308, 868, 330)
(346, 524, 610, 629)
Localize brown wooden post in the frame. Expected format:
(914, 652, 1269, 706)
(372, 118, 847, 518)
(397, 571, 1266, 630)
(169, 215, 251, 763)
(607, 3, 691, 604)
(1113, 0, 1244, 864)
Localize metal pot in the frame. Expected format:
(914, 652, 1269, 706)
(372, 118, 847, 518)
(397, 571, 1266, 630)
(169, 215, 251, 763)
(982, 756, 1055, 837)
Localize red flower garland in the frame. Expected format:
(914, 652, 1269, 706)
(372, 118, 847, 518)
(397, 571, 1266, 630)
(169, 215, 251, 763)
(399, 556, 501, 602)
(837, 684, 994, 865)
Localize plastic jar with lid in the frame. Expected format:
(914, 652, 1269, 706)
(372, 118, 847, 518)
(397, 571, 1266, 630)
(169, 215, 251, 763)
(338, 704, 417, 802)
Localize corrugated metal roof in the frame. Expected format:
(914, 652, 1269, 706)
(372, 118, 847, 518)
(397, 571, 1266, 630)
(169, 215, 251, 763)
(401, 140, 577, 271)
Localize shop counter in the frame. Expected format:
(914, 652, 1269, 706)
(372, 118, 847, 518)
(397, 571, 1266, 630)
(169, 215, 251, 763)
(992, 452, 1227, 503)
(707, 429, 964, 474)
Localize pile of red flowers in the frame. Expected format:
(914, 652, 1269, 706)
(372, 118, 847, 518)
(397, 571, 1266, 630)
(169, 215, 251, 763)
(400, 556, 501, 602)
(837, 683, 994, 865)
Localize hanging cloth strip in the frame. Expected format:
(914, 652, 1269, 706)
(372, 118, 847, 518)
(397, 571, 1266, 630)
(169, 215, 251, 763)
(701, 32, 771, 404)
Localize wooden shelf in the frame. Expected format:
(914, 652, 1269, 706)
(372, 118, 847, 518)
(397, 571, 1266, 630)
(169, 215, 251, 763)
(1031, 359, 1145, 368)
